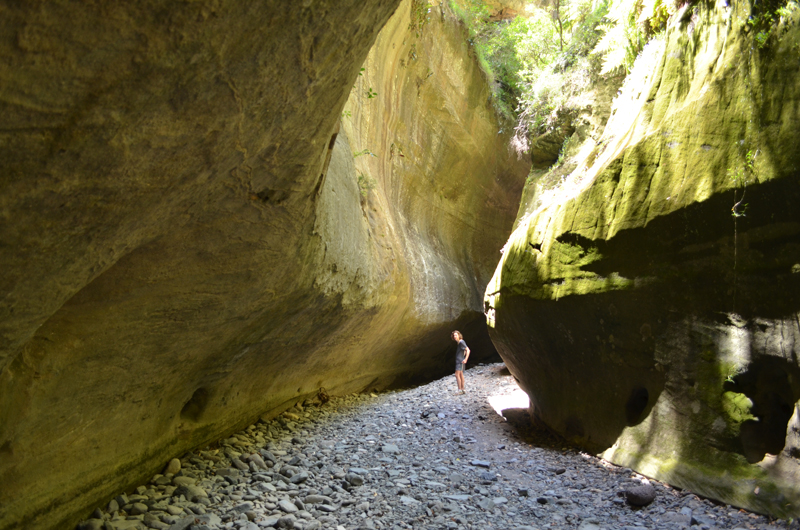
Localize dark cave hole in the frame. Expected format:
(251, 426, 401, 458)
(724, 357, 800, 463)
(180, 387, 210, 422)
(625, 386, 650, 425)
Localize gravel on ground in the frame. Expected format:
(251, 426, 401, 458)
(77, 363, 798, 530)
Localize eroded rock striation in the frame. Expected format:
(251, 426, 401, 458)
(0, 1, 528, 528)
(486, 0, 800, 518)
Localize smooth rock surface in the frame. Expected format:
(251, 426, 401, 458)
(0, 1, 528, 529)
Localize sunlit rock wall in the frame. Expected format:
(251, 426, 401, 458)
(486, 0, 800, 517)
(0, 0, 528, 528)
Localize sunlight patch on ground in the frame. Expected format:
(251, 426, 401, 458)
(487, 388, 529, 417)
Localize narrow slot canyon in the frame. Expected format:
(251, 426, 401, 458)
(2, 0, 800, 529)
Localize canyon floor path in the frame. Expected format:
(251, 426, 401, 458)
(79, 364, 796, 530)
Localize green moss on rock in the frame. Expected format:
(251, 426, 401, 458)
(486, 0, 800, 518)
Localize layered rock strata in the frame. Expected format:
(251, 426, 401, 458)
(0, 1, 528, 528)
(486, 0, 800, 517)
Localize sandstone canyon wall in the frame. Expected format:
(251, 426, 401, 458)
(486, 0, 800, 517)
(0, 1, 529, 528)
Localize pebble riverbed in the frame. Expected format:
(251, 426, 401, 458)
(77, 363, 797, 530)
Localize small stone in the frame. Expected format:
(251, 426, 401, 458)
(145, 519, 170, 530)
(164, 458, 181, 475)
(231, 501, 254, 513)
(518, 488, 530, 497)
(129, 502, 148, 515)
(172, 476, 195, 487)
(77, 519, 105, 530)
(345, 472, 364, 486)
(260, 516, 281, 528)
(247, 453, 268, 470)
(479, 471, 496, 481)
(443, 494, 471, 501)
(659, 512, 691, 524)
(470, 460, 491, 468)
(194, 513, 221, 526)
(108, 499, 120, 512)
(493, 496, 508, 505)
(260, 450, 278, 463)
(290, 471, 310, 484)
(277, 514, 297, 528)
(304, 494, 332, 504)
(477, 498, 495, 511)
(279, 499, 299, 513)
(215, 467, 240, 477)
(174, 484, 207, 503)
(231, 457, 249, 471)
(625, 484, 656, 506)
(165, 517, 194, 530)
(381, 444, 400, 454)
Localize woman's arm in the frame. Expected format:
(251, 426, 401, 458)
(463, 344, 470, 363)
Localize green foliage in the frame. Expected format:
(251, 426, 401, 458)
(353, 148, 377, 158)
(409, 0, 431, 37)
(513, 0, 609, 144)
(742, 0, 796, 48)
(593, 0, 668, 74)
(728, 149, 757, 187)
(449, 0, 565, 118)
(357, 171, 377, 197)
(556, 134, 577, 166)
(366, 87, 378, 99)
(341, 110, 352, 119)
(728, 149, 758, 217)
(449, 0, 679, 150)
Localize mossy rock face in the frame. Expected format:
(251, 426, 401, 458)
(486, 0, 800, 518)
(0, 1, 528, 529)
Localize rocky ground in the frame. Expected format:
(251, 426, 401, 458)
(78, 364, 798, 530)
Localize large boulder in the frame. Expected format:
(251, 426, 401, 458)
(0, 1, 528, 529)
(486, 0, 800, 518)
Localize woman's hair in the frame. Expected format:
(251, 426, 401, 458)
(451, 330, 462, 340)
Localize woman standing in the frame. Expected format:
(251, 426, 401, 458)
(451, 330, 470, 394)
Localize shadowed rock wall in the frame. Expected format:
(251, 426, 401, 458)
(0, 1, 528, 528)
(486, 0, 800, 517)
